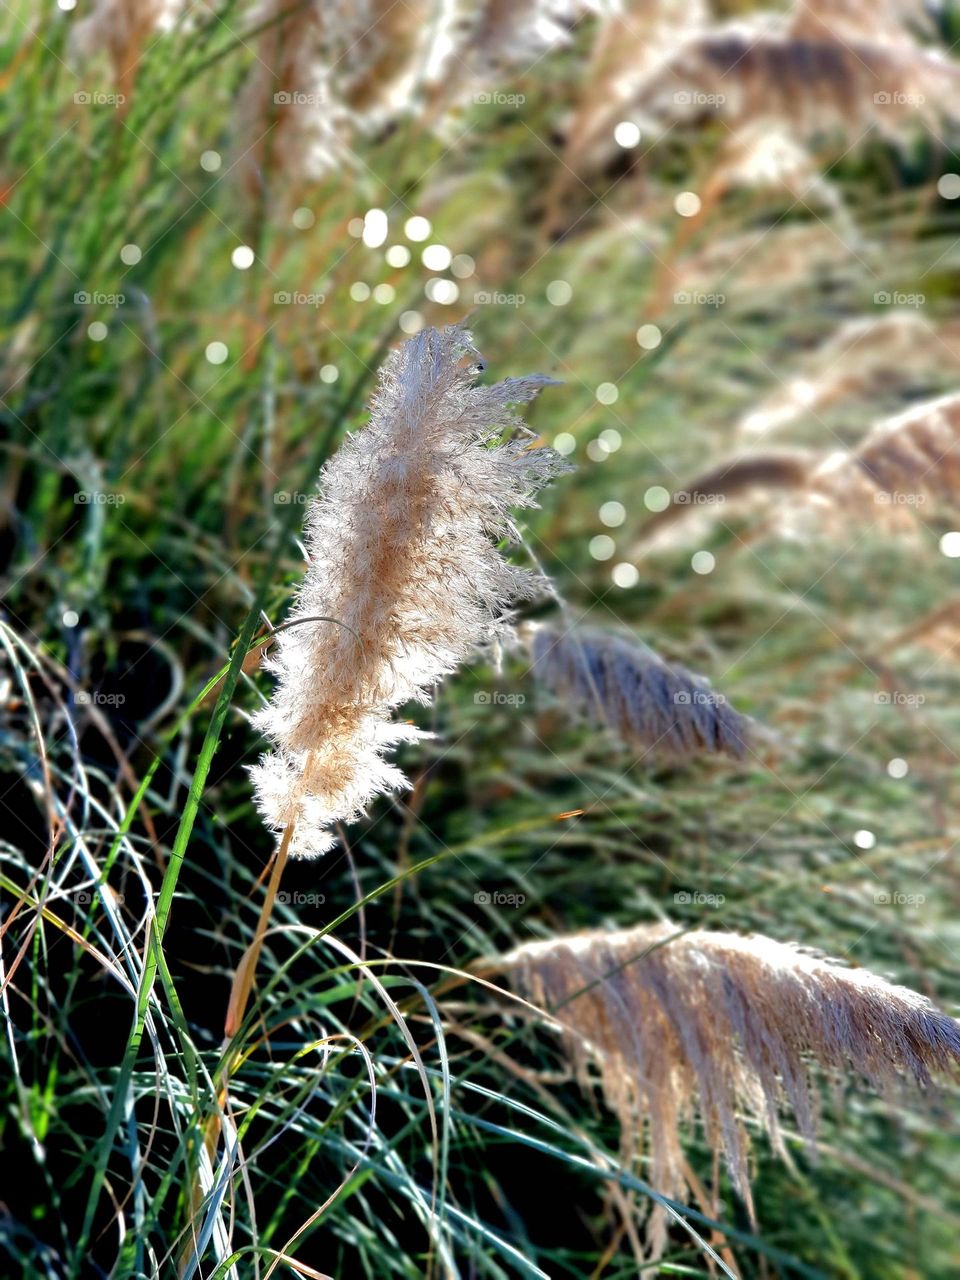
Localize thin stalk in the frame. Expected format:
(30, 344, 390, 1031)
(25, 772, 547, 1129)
(180, 817, 296, 1279)
(224, 815, 297, 1041)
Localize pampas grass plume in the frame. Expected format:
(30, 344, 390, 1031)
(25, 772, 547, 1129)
(251, 325, 566, 858)
(527, 624, 751, 760)
(825, 390, 960, 506)
(627, 23, 960, 142)
(500, 923, 960, 1248)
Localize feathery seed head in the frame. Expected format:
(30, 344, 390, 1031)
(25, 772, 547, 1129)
(801, 390, 960, 529)
(499, 923, 960, 1247)
(251, 325, 567, 858)
(236, 0, 608, 181)
(527, 624, 751, 760)
(626, 23, 960, 145)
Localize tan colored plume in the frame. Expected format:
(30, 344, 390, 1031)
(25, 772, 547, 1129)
(639, 392, 960, 544)
(558, 0, 707, 175)
(789, 0, 942, 46)
(740, 314, 960, 441)
(251, 325, 567, 858)
(811, 389, 960, 513)
(525, 624, 751, 760)
(68, 0, 187, 101)
(236, 0, 608, 181)
(625, 22, 960, 144)
(498, 922, 960, 1249)
(675, 221, 857, 304)
(635, 452, 814, 545)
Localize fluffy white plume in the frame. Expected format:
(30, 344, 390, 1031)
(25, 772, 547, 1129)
(251, 325, 566, 857)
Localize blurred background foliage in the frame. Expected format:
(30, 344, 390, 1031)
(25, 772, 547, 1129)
(1, 0, 960, 1276)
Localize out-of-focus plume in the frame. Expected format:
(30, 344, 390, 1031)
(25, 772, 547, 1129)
(789, 0, 942, 46)
(740, 315, 960, 441)
(557, 0, 708, 174)
(675, 221, 858, 304)
(525, 623, 751, 760)
(433, 0, 608, 101)
(704, 123, 861, 238)
(624, 23, 960, 145)
(497, 922, 960, 1251)
(811, 390, 960, 513)
(235, 0, 431, 185)
(68, 0, 187, 100)
(547, 9, 957, 216)
(635, 453, 815, 546)
(643, 392, 960, 545)
(236, 0, 609, 183)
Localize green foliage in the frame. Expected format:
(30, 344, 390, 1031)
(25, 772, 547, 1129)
(1, 3, 959, 1277)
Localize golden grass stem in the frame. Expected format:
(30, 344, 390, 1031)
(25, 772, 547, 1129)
(181, 817, 297, 1276)
(225, 816, 296, 1041)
